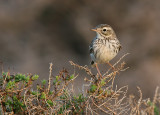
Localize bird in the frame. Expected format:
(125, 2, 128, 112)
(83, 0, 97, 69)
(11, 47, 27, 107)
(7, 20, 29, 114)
(89, 24, 122, 76)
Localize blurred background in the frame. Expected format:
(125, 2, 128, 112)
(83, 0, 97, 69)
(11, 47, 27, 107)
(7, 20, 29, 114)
(0, 0, 160, 98)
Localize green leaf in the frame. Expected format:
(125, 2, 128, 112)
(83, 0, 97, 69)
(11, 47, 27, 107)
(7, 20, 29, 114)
(154, 105, 159, 115)
(90, 84, 97, 92)
(70, 74, 74, 80)
(47, 100, 53, 106)
(41, 80, 46, 85)
(148, 101, 160, 115)
(32, 75, 39, 80)
(13, 95, 18, 101)
(25, 76, 30, 83)
(100, 79, 106, 86)
(31, 91, 37, 95)
(57, 81, 61, 85)
(2, 72, 8, 76)
(5, 99, 13, 105)
(6, 81, 15, 89)
(48, 91, 53, 95)
(40, 92, 46, 99)
(53, 80, 57, 85)
(56, 76, 59, 80)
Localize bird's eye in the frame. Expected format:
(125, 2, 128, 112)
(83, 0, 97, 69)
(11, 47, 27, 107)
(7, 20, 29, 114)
(103, 29, 106, 32)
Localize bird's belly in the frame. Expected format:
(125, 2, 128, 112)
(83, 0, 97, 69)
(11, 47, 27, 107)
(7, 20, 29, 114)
(95, 45, 117, 63)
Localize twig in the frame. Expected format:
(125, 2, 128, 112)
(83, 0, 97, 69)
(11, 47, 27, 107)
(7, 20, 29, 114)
(52, 75, 77, 100)
(136, 86, 142, 115)
(69, 61, 95, 79)
(24, 89, 30, 115)
(47, 63, 53, 94)
(98, 86, 128, 108)
(151, 86, 159, 114)
(103, 53, 129, 76)
(91, 98, 112, 114)
(153, 86, 159, 105)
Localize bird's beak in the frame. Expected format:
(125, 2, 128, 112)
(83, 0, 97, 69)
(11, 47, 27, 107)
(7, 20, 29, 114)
(91, 29, 98, 32)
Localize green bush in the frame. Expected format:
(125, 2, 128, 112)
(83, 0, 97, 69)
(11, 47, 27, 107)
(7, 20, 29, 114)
(0, 58, 160, 114)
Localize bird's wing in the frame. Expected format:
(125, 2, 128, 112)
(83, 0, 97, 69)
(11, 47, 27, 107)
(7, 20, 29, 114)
(118, 44, 122, 51)
(89, 45, 93, 54)
(115, 38, 122, 51)
(89, 38, 95, 54)
(89, 37, 97, 53)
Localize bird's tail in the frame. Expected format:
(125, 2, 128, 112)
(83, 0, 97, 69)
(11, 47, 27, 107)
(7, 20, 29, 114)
(91, 61, 96, 68)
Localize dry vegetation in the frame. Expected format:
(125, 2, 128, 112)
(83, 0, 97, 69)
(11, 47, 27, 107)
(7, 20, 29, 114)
(0, 54, 160, 115)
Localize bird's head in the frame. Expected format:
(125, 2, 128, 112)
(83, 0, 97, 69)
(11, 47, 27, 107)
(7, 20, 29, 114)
(92, 24, 115, 37)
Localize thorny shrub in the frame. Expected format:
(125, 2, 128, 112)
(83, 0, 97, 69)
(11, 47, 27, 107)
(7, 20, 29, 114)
(0, 53, 160, 115)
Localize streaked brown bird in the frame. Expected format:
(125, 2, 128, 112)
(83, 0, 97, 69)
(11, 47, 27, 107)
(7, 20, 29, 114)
(89, 24, 121, 76)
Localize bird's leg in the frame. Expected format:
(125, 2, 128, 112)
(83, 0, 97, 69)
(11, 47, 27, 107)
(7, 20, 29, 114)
(106, 62, 116, 71)
(95, 63, 102, 78)
(107, 62, 119, 75)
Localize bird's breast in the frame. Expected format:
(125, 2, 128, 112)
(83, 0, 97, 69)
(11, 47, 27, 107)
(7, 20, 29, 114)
(93, 39, 118, 63)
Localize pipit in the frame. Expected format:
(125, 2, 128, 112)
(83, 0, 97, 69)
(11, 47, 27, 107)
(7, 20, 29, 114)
(89, 24, 122, 76)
